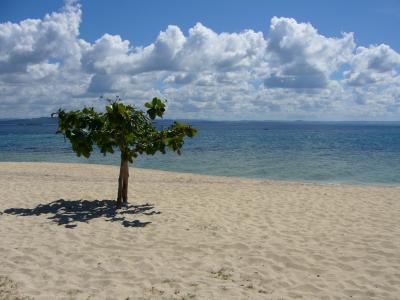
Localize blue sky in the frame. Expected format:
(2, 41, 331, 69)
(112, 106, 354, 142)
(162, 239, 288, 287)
(2, 0, 399, 49)
(0, 0, 400, 120)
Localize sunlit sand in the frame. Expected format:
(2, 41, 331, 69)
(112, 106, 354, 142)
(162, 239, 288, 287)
(1, 162, 399, 299)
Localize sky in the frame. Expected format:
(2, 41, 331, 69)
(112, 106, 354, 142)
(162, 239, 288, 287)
(0, 0, 400, 120)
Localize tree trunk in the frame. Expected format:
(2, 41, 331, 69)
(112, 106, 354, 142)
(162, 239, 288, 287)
(122, 160, 129, 205)
(117, 158, 130, 208)
(117, 158, 123, 208)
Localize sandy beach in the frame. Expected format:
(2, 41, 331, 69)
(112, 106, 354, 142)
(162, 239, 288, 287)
(0, 162, 399, 299)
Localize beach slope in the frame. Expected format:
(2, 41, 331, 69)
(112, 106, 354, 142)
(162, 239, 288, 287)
(0, 162, 399, 299)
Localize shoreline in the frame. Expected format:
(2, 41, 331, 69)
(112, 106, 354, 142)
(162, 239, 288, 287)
(1, 162, 399, 299)
(1, 160, 399, 189)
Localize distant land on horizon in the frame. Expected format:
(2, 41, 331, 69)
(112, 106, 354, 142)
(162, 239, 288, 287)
(0, 117, 400, 125)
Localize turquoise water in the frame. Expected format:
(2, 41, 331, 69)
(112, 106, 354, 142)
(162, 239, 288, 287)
(1, 118, 400, 185)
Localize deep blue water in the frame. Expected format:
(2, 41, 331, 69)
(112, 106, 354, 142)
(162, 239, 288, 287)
(1, 118, 400, 185)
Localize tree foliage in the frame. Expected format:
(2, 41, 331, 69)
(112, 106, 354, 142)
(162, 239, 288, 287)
(54, 97, 197, 162)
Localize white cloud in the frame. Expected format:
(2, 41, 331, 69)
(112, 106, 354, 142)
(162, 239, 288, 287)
(0, 1, 400, 120)
(264, 17, 355, 89)
(344, 44, 400, 86)
(0, 2, 84, 73)
(82, 22, 266, 80)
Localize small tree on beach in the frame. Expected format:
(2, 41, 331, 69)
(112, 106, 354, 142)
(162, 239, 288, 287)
(53, 97, 197, 208)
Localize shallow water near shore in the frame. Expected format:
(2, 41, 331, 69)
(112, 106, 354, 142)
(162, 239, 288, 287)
(1, 118, 400, 185)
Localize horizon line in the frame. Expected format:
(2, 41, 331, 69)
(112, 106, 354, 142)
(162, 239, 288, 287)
(0, 116, 400, 123)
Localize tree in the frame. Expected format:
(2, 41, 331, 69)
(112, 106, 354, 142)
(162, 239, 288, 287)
(53, 97, 197, 208)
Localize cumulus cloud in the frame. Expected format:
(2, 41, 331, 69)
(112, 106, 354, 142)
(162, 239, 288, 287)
(264, 17, 355, 89)
(344, 44, 400, 86)
(82, 22, 266, 82)
(1, 1, 400, 119)
(0, 2, 85, 73)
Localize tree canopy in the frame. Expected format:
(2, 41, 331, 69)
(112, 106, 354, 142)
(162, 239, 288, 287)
(54, 97, 197, 161)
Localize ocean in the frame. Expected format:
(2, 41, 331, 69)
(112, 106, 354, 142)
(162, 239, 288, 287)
(1, 118, 399, 185)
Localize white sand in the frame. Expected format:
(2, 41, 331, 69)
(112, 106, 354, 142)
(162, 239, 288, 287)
(0, 162, 399, 299)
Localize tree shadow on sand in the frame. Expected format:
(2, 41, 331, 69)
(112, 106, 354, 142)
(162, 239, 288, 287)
(3, 199, 161, 229)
